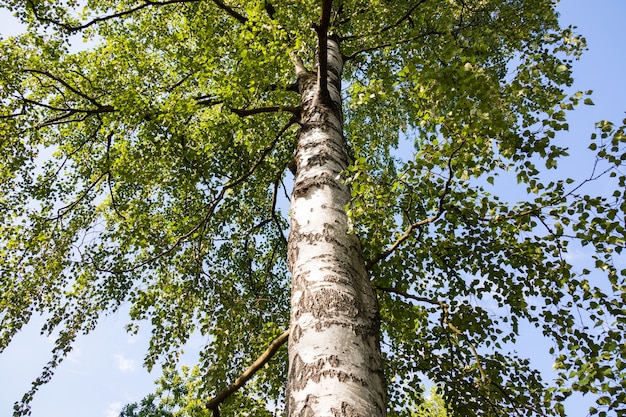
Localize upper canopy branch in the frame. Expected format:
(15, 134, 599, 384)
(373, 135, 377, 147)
(230, 105, 300, 117)
(24, 0, 247, 34)
(25, 0, 201, 33)
(196, 97, 300, 117)
(343, 13, 483, 61)
(211, 0, 247, 24)
(24, 68, 107, 108)
(313, 0, 334, 99)
(340, 0, 428, 41)
(344, 29, 445, 61)
(377, 0, 428, 33)
(289, 52, 312, 81)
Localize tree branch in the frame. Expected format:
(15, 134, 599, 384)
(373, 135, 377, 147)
(314, 0, 334, 98)
(24, 68, 108, 108)
(378, 0, 427, 33)
(195, 96, 224, 107)
(344, 29, 445, 61)
(340, 0, 428, 41)
(96, 116, 297, 274)
(195, 96, 300, 117)
(211, 0, 247, 24)
(49, 170, 108, 221)
(366, 140, 463, 269)
(206, 330, 289, 414)
(366, 218, 428, 271)
(376, 285, 490, 385)
(28, 107, 114, 130)
(26, 0, 200, 32)
(230, 105, 300, 117)
(104, 132, 126, 220)
(374, 285, 445, 307)
(264, 0, 276, 19)
(289, 52, 307, 78)
(445, 319, 488, 383)
(271, 179, 289, 247)
(26, 0, 246, 33)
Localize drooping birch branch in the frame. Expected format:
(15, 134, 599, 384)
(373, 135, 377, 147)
(374, 285, 488, 383)
(374, 285, 445, 307)
(366, 140, 464, 269)
(95, 117, 297, 274)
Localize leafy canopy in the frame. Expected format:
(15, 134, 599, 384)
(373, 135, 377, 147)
(0, 0, 624, 416)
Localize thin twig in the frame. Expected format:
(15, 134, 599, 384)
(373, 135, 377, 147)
(444, 319, 488, 383)
(50, 170, 108, 220)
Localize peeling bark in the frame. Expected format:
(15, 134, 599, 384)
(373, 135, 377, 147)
(286, 38, 386, 417)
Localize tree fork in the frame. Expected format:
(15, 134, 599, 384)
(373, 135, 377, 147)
(286, 37, 386, 416)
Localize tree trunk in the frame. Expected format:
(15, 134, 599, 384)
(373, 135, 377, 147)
(286, 39, 386, 417)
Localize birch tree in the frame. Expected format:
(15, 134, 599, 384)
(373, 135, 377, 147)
(0, 1, 624, 416)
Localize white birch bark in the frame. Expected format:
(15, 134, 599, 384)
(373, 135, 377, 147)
(286, 38, 386, 417)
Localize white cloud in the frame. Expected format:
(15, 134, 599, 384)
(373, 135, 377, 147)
(114, 354, 136, 372)
(104, 402, 122, 417)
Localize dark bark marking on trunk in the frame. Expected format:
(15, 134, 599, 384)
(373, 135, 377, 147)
(306, 318, 373, 336)
(292, 172, 342, 197)
(298, 113, 344, 138)
(295, 394, 317, 417)
(291, 323, 303, 342)
(290, 353, 367, 390)
(331, 402, 366, 417)
(293, 286, 359, 320)
(304, 149, 345, 171)
(292, 223, 351, 251)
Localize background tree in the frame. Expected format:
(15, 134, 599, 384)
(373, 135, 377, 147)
(123, 368, 450, 417)
(411, 387, 449, 417)
(119, 394, 174, 417)
(0, 0, 624, 416)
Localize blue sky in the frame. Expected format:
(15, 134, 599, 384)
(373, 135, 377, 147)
(1, 1, 625, 416)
